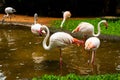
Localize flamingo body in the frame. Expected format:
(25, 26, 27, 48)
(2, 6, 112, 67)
(31, 24, 42, 35)
(85, 37, 100, 51)
(72, 20, 108, 37)
(47, 32, 73, 49)
(75, 22, 94, 36)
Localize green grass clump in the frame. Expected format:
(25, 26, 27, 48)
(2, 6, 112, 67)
(32, 73, 120, 80)
(50, 18, 120, 36)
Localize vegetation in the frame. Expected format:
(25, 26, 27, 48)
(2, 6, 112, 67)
(51, 18, 120, 36)
(32, 73, 120, 80)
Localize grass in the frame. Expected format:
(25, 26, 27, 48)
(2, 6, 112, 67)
(32, 73, 120, 80)
(50, 18, 120, 36)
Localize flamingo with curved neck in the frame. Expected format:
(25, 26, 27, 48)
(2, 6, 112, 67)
(41, 25, 84, 69)
(92, 20, 108, 37)
(60, 11, 71, 28)
(72, 20, 108, 37)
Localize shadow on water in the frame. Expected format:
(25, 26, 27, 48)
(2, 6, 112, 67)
(0, 25, 120, 79)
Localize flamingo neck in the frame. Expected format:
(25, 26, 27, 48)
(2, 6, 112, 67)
(42, 25, 51, 50)
(34, 13, 38, 24)
(92, 20, 103, 37)
(60, 17, 66, 28)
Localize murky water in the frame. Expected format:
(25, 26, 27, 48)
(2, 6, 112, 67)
(0, 25, 120, 80)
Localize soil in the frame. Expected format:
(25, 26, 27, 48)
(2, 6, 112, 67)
(0, 14, 61, 26)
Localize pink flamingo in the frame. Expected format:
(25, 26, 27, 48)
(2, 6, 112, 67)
(31, 13, 46, 36)
(72, 20, 108, 38)
(60, 11, 71, 28)
(2, 7, 16, 23)
(40, 25, 84, 69)
(85, 37, 100, 65)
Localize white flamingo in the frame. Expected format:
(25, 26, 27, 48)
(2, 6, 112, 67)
(72, 20, 108, 37)
(60, 11, 71, 28)
(2, 7, 16, 22)
(40, 25, 84, 69)
(85, 37, 100, 65)
(31, 13, 46, 36)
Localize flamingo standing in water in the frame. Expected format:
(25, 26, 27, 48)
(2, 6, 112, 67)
(85, 37, 100, 65)
(72, 20, 108, 38)
(39, 25, 84, 69)
(2, 7, 16, 23)
(31, 13, 46, 36)
(60, 11, 71, 28)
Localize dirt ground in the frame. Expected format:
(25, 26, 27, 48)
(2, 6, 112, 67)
(0, 14, 61, 26)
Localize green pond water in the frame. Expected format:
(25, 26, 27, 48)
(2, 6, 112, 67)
(0, 25, 120, 80)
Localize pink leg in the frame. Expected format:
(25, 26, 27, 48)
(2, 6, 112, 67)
(88, 51, 91, 65)
(59, 48, 62, 70)
(91, 51, 95, 65)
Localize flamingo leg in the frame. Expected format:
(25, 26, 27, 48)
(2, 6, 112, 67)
(59, 48, 62, 70)
(88, 51, 91, 65)
(91, 50, 95, 65)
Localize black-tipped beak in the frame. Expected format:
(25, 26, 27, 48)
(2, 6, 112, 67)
(106, 27, 108, 29)
(104, 22, 108, 29)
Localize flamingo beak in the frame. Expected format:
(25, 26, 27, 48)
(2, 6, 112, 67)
(38, 29, 43, 36)
(104, 22, 108, 29)
(38, 29, 46, 36)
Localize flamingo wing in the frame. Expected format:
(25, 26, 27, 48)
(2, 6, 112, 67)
(49, 32, 73, 48)
(85, 37, 100, 50)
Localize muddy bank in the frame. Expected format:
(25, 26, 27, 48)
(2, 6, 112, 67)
(0, 14, 120, 41)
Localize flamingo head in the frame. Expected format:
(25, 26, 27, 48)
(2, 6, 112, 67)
(85, 42, 96, 51)
(103, 20, 108, 29)
(72, 38, 84, 46)
(12, 8, 16, 12)
(34, 13, 38, 21)
(63, 11, 71, 19)
(38, 25, 47, 36)
(38, 29, 46, 36)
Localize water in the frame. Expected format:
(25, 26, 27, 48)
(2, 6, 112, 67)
(0, 25, 120, 80)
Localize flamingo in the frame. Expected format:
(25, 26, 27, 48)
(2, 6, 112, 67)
(72, 20, 108, 38)
(31, 13, 46, 36)
(2, 7, 16, 23)
(40, 25, 84, 69)
(60, 11, 71, 28)
(85, 37, 100, 65)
